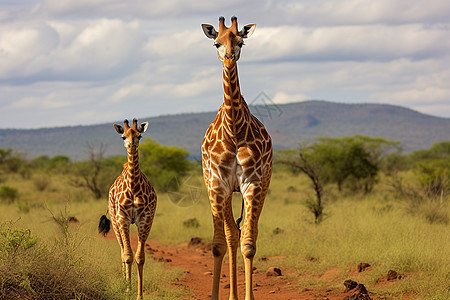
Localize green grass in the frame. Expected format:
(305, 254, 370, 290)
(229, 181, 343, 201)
(0, 168, 449, 299)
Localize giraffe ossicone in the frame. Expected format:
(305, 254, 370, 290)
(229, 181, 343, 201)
(98, 118, 157, 300)
(201, 16, 273, 300)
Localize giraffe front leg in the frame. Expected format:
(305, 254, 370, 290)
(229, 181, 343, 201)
(240, 186, 264, 300)
(211, 217, 226, 300)
(241, 220, 256, 300)
(135, 225, 151, 300)
(110, 215, 127, 280)
(211, 213, 227, 300)
(119, 224, 133, 293)
(224, 194, 239, 300)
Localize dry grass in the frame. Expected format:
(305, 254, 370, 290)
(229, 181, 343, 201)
(0, 168, 448, 299)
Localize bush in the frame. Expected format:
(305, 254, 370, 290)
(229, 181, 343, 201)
(33, 176, 51, 191)
(183, 218, 200, 228)
(0, 222, 112, 299)
(0, 186, 19, 204)
(139, 138, 192, 192)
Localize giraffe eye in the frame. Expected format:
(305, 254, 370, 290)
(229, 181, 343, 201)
(214, 42, 221, 48)
(122, 136, 126, 140)
(138, 136, 142, 140)
(237, 41, 244, 48)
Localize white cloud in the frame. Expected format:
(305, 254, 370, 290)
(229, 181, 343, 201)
(0, 21, 58, 78)
(0, 0, 450, 129)
(32, 0, 241, 19)
(248, 23, 449, 62)
(109, 83, 145, 103)
(0, 18, 147, 82)
(49, 18, 146, 78)
(274, 0, 450, 26)
(272, 92, 309, 104)
(12, 92, 71, 109)
(387, 87, 450, 105)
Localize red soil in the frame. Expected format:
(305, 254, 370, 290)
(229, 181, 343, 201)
(103, 232, 406, 299)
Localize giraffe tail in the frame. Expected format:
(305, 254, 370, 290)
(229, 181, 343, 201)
(235, 195, 244, 235)
(98, 214, 111, 237)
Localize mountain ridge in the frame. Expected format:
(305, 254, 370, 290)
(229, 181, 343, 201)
(1, 100, 449, 160)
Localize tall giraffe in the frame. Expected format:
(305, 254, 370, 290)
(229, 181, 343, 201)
(98, 119, 157, 300)
(201, 16, 272, 300)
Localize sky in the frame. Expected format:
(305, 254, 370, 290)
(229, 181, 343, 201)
(0, 0, 449, 129)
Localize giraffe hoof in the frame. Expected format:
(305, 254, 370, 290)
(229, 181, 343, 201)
(242, 244, 256, 259)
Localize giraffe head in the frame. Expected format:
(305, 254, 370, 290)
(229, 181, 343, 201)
(113, 119, 148, 152)
(202, 16, 256, 67)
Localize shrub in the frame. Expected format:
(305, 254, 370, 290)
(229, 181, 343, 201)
(183, 218, 200, 228)
(139, 138, 192, 192)
(0, 186, 19, 204)
(33, 176, 51, 191)
(0, 222, 111, 299)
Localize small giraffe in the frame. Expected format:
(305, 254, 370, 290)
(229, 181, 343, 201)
(98, 119, 157, 300)
(201, 17, 273, 300)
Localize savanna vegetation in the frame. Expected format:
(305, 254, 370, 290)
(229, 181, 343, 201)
(0, 137, 448, 299)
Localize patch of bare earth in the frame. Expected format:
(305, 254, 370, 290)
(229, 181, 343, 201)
(103, 233, 410, 299)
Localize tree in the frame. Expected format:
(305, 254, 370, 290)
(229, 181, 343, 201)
(0, 148, 29, 178)
(71, 143, 106, 199)
(277, 144, 325, 223)
(138, 138, 192, 192)
(410, 141, 450, 199)
(308, 136, 400, 193)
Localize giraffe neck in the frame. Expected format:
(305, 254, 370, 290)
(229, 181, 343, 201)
(222, 62, 248, 136)
(126, 148, 140, 182)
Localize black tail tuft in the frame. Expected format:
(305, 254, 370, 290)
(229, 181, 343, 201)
(98, 215, 111, 236)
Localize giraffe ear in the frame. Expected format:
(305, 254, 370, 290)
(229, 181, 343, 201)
(238, 24, 256, 38)
(201, 24, 218, 39)
(114, 124, 124, 134)
(138, 122, 149, 133)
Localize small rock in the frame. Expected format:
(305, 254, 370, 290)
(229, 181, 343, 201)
(357, 263, 371, 272)
(165, 258, 172, 263)
(376, 270, 403, 283)
(269, 287, 280, 294)
(68, 216, 79, 223)
(266, 267, 282, 277)
(355, 284, 368, 294)
(343, 280, 371, 300)
(344, 279, 358, 292)
(346, 293, 371, 300)
(386, 270, 401, 281)
(223, 283, 230, 289)
(188, 237, 204, 247)
(203, 271, 213, 276)
(272, 227, 284, 234)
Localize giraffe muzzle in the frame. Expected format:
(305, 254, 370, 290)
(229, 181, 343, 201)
(225, 53, 235, 60)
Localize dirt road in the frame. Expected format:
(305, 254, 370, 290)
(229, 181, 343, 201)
(105, 232, 393, 299)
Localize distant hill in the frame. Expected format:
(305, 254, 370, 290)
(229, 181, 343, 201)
(1, 101, 449, 160)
